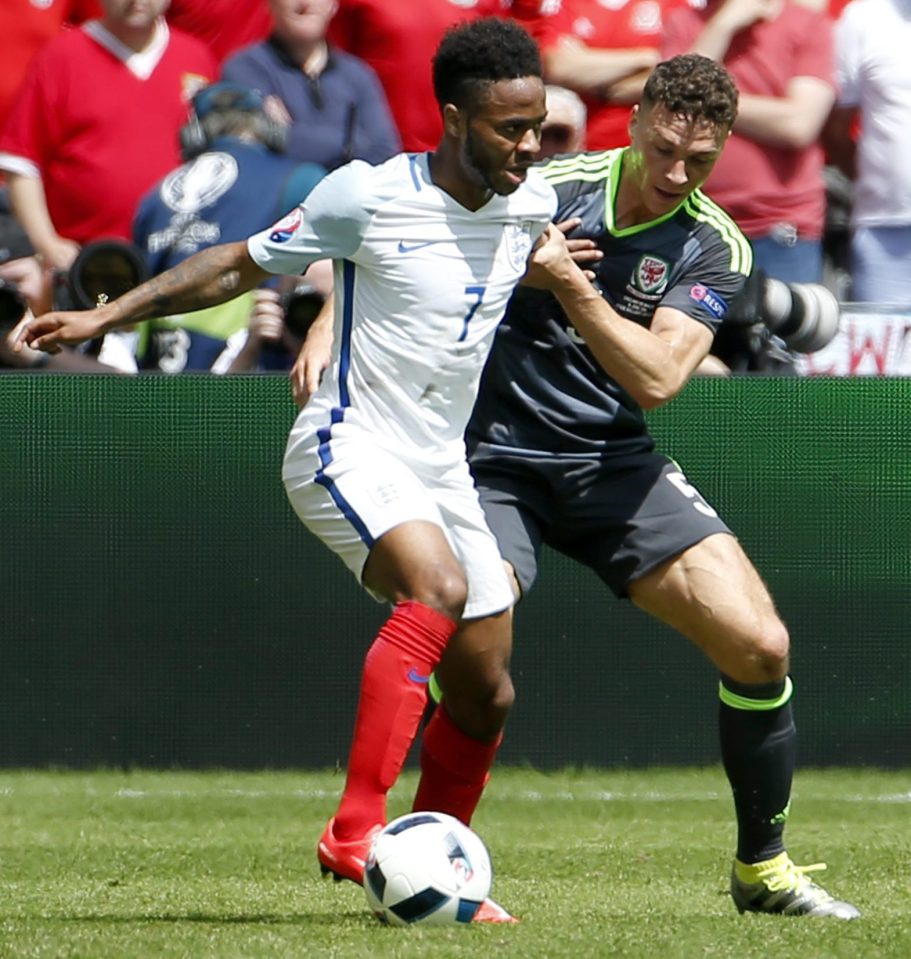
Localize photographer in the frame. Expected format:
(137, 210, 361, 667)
(132, 81, 327, 372)
(0, 251, 51, 370)
(212, 266, 332, 374)
(702, 265, 841, 374)
(0, 217, 126, 373)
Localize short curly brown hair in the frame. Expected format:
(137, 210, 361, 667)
(642, 54, 739, 130)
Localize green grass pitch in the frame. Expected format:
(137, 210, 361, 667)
(0, 766, 907, 958)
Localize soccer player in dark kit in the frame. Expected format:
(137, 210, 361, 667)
(430, 53, 861, 920)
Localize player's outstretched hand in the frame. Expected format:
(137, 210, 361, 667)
(15, 310, 107, 355)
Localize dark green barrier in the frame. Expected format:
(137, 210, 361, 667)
(1, 375, 908, 768)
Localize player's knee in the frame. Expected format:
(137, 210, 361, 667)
(745, 618, 790, 681)
(412, 569, 469, 622)
(447, 667, 514, 740)
(480, 667, 515, 737)
(486, 668, 515, 722)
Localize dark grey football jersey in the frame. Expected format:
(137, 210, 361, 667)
(468, 149, 752, 457)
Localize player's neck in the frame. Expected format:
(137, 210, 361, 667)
(614, 159, 681, 230)
(427, 148, 493, 212)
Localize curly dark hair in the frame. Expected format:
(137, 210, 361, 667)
(642, 54, 739, 130)
(432, 18, 542, 111)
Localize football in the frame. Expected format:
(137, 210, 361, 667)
(364, 811, 493, 926)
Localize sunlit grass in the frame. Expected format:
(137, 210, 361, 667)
(0, 767, 906, 958)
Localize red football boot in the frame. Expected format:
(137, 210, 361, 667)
(473, 897, 519, 924)
(317, 817, 381, 885)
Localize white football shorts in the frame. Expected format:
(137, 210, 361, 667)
(283, 432, 514, 620)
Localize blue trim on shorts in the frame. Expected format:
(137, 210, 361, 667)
(314, 410, 375, 548)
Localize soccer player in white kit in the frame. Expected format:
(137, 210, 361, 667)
(19, 18, 560, 923)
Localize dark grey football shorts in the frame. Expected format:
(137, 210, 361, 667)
(470, 447, 733, 598)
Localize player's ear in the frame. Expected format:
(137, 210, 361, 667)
(442, 103, 467, 140)
(627, 103, 640, 142)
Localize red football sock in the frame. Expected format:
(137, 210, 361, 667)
(333, 600, 456, 841)
(412, 704, 502, 825)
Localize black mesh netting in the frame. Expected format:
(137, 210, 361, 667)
(1, 374, 908, 768)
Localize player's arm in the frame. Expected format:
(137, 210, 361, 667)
(558, 279, 713, 408)
(527, 225, 713, 409)
(290, 291, 335, 408)
(17, 241, 269, 354)
(520, 217, 601, 286)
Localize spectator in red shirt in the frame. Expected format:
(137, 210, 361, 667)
(328, 0, 509, 152)
(0, 0, 102, 136)
(663, 0, 836, 284)
(512, 0, 682, 150)
(166, 0, 273, 65)
(0, 0, 215, 272)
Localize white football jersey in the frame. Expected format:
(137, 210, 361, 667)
(248, 152, 557, 478)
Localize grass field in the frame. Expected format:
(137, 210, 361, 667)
(0, 767, 907, 959)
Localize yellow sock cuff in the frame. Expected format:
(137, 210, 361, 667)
(719, 676, 793, 711)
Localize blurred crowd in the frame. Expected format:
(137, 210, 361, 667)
(0, 0, 899, 373)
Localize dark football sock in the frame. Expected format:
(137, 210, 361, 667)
(718, 674, 796, 863)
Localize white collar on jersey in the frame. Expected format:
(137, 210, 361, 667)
(82, 18, 170, 81)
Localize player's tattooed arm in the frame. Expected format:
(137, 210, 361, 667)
(137, 243, 268, 320)
(17, 241, 271, 354)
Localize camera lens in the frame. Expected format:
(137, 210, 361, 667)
(0, 277, 27, 329)
(762, 278, 840, 353)
(67, 240, 150, 310)
(282, 284, 324, 339)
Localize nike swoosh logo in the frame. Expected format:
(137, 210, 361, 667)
(398, 239, 443, 253)
(407, 668, 430, 684)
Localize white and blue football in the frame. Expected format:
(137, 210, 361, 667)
(364, 811, 493, 926)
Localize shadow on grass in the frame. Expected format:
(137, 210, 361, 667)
(13, 912, 374, 927)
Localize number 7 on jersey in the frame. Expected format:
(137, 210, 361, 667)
(460, 285, 487, 342)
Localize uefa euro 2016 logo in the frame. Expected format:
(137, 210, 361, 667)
(268, 207, 303, 244)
